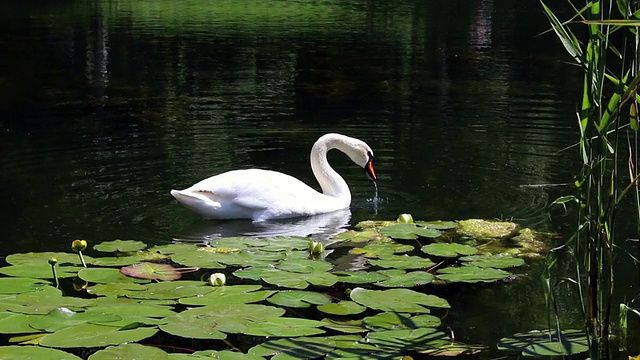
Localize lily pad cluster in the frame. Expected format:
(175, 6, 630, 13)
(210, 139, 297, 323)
(0, 216, 545, 359)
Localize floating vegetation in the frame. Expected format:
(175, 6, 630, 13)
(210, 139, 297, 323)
(0, 216, 552, 358)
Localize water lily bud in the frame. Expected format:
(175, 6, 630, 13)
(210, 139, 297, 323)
(308, 241, 324, 255)
(48, 257, 58, 265)
(209, 273, 226, 286)
(72, 239, 88, 252)
(397, 213, 414, 223)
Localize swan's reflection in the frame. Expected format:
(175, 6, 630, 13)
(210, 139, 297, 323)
(172, 209, 352, 245)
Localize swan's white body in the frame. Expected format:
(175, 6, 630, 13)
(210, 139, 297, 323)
(170, 133, 377, 222)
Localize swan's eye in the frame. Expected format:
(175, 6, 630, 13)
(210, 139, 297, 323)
(367, 151, 375, 163)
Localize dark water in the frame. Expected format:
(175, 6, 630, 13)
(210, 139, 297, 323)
(0, 0, 603, 354)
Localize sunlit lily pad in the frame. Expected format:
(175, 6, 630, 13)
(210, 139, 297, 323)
(0, 346, 82, 360)
(78, 268, 150, 284)
(374, 269, 434, 288)
(88, 343, 168, 360)
(421, 243, 478, 258)
(0, 286, 91, 314)
(349, 243, 414, 258)
(86, 282, 148, 297)
(267, 290, 331, 308)
(126, 280, 214, 300)
(94, 240, 147, 253)
(29, 307, 121, 332)
(120, 262, 185, 281)
(321, 318, 367, 333)
(317, 301, 367, 315)
(0, 264, 83, 280)
(244, 317, 325, 337)
(365, 327, 451, 353)
(160, 303, 285, 340)
(416, 220, 459, 230)
(84, 303, 174, 327)
(363, 312, 441, 330)
(0, 278, 52, 294)
(180, 285, 275, 306)
(380, 224, 441, 240)
(436, 266, 511, 283)
(333, 229, 386, 243)
(0, 312, 41, 333)
(458, 219, 517, 239)
(234, 266, 338, 289)
(186, 350, 265, 360)
(39, 323, 157, 348)
(333, 271, 389, 284)
(92, 255, 156, 267)
(460, 254, 525, 269)
(5, 252, 93, 266)
(324, 334, 383, 359)
(350, 287, 450, 313)
(368, 254, 435, 270)
(497, 329, 588, 356)
(249, 336, 336, 359)
(276, 258, 333, 273)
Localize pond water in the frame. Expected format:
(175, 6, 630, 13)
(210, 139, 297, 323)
(0, 0, 618, 356)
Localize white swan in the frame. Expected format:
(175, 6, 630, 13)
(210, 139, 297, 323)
(170, 133, 377, 222)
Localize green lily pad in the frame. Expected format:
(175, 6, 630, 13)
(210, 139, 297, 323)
(333, 229, 385, 243)
(94, 240, 147, 253)
(0, 278, 52, 294)
(460, 254, 525, 269)
(324, 335, 382, 359)
(0, 264, 83, 280)
(421, 243, 478, 258)
(436, 266, 511, 283)
(380, 224, 441, 240)
(91, 255, 154, 267)
(497, 329, 588, 356)
(266, 290, 331, 308)
(416, 220, 459, 230)
(0, 312, 41, 334)
(350, 287, 450, 313)
(85, 303, 175, 327)
(0, 286, 91, 314)
(160, 303, 285, 340)
(5, 252, 92, 266)
(244, 317, 325, 337)
(180, 285, 275, 306)
(126, 280, 214, 300)
(458, 219, 517, 239)
(321, 318, 367, 333)
(317, 301, 367, 315)
(39, 323, 157, 348)
(78, 268, 150, 284)
(249, 336, 336, 359)
(234, 266, 338, 289)
(374, 269, 434, 288)
(333, 271, 389, 284)
(168, 250, 227, 269)
(119, 262, 184, 281)
(0, 346, 82, 360)
(29, 307, 121, 332)
(88, 343, 168, 360)
(184, 350, 265, 360)
(86, 282, 148, 297)
(368, 254, 435, 270)
(365, 327, 451, 352)
(363, 312, 441, 330)
(276, 258, 333, 273)
(349, 243, 414, 258)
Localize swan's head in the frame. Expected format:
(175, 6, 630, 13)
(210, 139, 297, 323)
(343, 138, 377, 182)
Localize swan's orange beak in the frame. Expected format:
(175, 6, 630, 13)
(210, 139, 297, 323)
(365, 157, 377, 181)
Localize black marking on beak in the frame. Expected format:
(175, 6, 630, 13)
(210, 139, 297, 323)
(365, 151, 377, 181)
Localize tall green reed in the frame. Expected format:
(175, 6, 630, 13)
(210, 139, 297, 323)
(542, 0, 640, 357)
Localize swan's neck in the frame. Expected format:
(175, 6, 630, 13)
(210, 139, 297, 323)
(310, 136, 351, 203)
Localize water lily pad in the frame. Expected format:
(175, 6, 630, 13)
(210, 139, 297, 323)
(333, 271, 389, 284)
(0, 278, 51, 294)
(120, 262, 184, 281)
(1, 286, 91, 314)
(267, 290, 331, 308)
(363, 312, 441, 330)
(160, 303, 285, 340)
(350, 287, 450, 313)
(0, 264, 83, 280)
(276, 258, 333, 273)
(88, 343, 168, 360)
(0, 312, 41, 333)
(421, 243, 478, 258)
(349, 243, 414, 258)
(39, 323, 157, 348)
(365, 327, 451, 352)
(85, 303, 175, 327)
(86, 282, 148, 297)
(92, 255, 154, 267)
(374, 269, 434, 288)
(497, 329, 588, 356)
(368, 254, 435, 270)
(180, 285, 275, 306)
(5, 252, 92, 266)
(244, 317, 325, 337)
(460, 254, 525, 269)
(185, 350, 265, 360)
(436, 266, 511, 283)
(321, 318, 367, 333)
(333, 229, 385, 243)
(169, 250, 227, 269)
(78, 268, 150, 284)
(317, 300, 367, 315)
(29, 307, 121, 332)
(324, 335, 382, 359)
(249, 336, 336, 359)
(94, 240, 147, 253)
(416, 220, 459, 230)
(381, 224, 441, 240)
(234, 266, 337, 289)
(458, 219, 517, 239)
(0, 345, 82, 360)
(126, 280, 214, 300)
